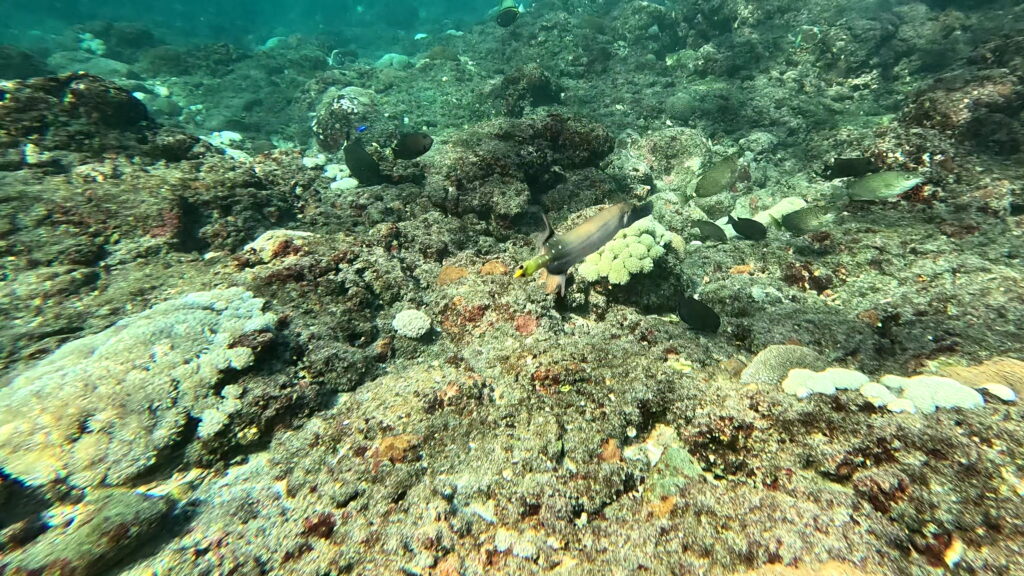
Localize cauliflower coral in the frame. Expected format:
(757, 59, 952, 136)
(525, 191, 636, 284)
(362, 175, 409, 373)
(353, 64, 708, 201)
(577, 217, 683, 285)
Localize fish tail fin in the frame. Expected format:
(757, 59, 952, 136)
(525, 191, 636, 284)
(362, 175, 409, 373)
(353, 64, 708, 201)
(545, 272, 567, 296)
(625, 201, 654, 227)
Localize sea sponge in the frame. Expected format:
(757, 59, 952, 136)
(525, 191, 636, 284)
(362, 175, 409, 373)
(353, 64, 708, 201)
(392, 309, 432, 338)
(576, 217, 683, 285)
(0, 288, 276, 488)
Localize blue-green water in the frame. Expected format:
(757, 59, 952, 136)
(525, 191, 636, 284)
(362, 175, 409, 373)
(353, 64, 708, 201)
(1, 0, 497, 46)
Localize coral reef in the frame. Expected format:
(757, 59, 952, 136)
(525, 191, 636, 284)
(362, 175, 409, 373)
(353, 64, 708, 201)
(1, 0, 1024, 574)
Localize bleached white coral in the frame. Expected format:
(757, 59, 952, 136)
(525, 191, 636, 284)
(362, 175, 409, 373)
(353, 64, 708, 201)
(780, 368, 985, 415)
(879, 375, 984, 413)
(0, 288, 276, 487)
(392, 309, 432, 339)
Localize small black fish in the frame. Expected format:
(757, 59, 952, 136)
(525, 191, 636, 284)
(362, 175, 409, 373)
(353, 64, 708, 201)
(392, 132, 433, 160)
(726, 215, 767, 241)
(694, 220, 728, 243)
(343, 137, 381, 185)
(823, 157, 876, 180)
(678, 296, 720, 333)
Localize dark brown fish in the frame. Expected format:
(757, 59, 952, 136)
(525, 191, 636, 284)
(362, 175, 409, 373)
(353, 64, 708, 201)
(392, 132, 433, 160)
(343, 138, 381, 185)
(726, 215, 767, 241)
(678, 296, 720, 333)
(823, 157, 876, 180)
(694, 220, 728, 243)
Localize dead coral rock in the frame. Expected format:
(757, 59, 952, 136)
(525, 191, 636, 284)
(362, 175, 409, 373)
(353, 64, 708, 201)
(903, 69, 1023, 156)
(0, 73, 157, 166)
(780, 261, 835, 294)
(0, 489, 173, 575)
(852, 469, 912, 514)
(739, 345, 828, 385)
(311, 86, 376, 153)
(734, 561, 880, 576)
(0, 288, 277, 488)
(431, 114, 613, 219)
(439, 296, 488, 341)
(300, 513, 336, 539)
(493, 64, 562, 118)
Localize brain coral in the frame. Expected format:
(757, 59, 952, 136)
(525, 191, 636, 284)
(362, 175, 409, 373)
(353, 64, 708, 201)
(576, 216, 683, 285)
(0, 288, 276, 488)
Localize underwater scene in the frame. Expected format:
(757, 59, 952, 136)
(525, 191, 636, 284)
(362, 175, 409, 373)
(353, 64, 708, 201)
(1, 0, 1023, 574)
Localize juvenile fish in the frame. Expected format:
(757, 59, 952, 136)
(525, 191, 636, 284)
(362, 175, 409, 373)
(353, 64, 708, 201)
(781, 206, 833, 236)
(392, 132, 433, 160)
(694, 153, 740, 198)
(694, 220, 728, 243)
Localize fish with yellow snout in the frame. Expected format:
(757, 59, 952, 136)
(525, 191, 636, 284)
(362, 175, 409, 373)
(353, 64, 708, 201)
(514, 202, 653, 295)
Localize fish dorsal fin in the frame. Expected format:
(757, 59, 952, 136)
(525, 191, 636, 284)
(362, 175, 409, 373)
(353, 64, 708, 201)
(625, 201, 653, 227)
(531, 212, 555, 249)
(541, 212, 555, 243)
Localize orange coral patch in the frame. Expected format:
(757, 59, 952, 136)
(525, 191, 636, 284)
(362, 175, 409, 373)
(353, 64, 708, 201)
(479, 260, 509, 275)
(514, 315, 538, 336)
(598, 438, 621, 463)
(648, 496, 676, 518)
(437, 265, 469, 286)
(372, 434, 422, 464)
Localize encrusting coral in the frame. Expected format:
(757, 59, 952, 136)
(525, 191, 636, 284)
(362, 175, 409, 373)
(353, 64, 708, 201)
(0, 288, 276, 488)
